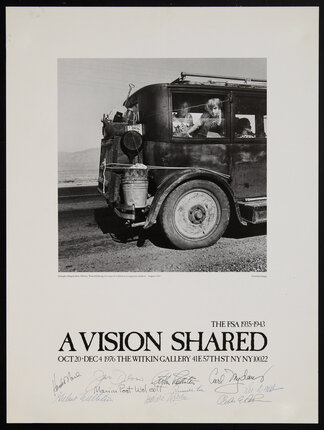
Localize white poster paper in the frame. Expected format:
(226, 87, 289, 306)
(6, 6, 318, 423)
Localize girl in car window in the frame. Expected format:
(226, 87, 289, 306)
(172, 102, 194, 137)
(235, 117, 255, 138)
(186, 98, 224, 138)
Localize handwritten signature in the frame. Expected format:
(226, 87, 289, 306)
(151, 370, 198, 386)
(216, 393, 270, 405)
(82, 369, 144, 396)
(208, 367, 273, 394)
(52, 371, 82, 395)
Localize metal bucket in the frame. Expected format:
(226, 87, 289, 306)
(122, 166, 148, 208)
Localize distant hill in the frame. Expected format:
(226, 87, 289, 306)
(58, 147, 99, 172)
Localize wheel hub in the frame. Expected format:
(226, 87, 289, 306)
(188, 205, 206, 224)
(173, 190, 220, 239)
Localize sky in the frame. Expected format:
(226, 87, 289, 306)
(58, 58, 266, 153)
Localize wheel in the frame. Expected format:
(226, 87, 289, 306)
(160, 180, 230, 250)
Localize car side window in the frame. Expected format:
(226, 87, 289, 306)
(234, 95, 267, 139)
(172, 93, 228, 139)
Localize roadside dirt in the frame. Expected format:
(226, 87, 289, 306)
(58, 199, 266, 273)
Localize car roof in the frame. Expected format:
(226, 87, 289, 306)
(125, 75, 266, 107)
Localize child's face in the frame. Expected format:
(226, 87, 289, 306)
(180, 103, 189, 116)
(210, 105, 221, 117)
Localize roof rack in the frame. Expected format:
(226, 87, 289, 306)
(171, 72, 267, 87)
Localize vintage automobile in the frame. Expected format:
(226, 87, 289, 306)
(98, 72, 266, 249)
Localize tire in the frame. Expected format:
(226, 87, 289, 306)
(160, 180, 230, 250)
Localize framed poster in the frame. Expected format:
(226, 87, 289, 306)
(6, 5, 318, 423)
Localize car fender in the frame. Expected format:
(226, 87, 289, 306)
(143, 168, 244, 229)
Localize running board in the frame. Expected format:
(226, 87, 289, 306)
(238, 199, 267, 224)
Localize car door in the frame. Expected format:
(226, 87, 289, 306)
(230, 90, 267, 199)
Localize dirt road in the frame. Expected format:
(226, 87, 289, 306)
(58, 198, 266, 272)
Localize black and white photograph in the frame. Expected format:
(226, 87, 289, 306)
(58, 58, 267, 272)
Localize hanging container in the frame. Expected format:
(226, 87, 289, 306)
(122, 164, 148, 208)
